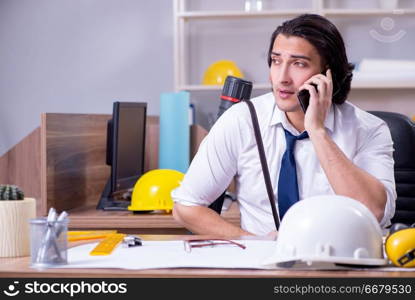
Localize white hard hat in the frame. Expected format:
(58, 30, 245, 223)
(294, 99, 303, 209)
(263, 195, 387, 267)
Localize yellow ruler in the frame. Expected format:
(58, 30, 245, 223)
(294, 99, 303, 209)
(68, 230, 117, 242)
(89, 233, 126, 256)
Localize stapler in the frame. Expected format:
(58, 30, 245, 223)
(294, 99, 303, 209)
(122, 235, 142, 247)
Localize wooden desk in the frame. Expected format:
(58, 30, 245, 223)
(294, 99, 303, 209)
(67, 202, 241, 234)
(1, 234, 414, 278)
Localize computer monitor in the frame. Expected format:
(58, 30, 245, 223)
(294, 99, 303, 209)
(96, 101, 147, 211)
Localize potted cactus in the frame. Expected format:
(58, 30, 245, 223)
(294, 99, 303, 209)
(0, 184, 36, 257)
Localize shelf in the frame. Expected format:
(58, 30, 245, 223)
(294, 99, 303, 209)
(350, 80, 415, 89)
(180, 83, 270, 91)
(177, 9, 415, 19)
(174, 1, 415, 92)
(323, 9, 415, 16)
(177, 10, 312, 19)
(179, 79, 415, 92)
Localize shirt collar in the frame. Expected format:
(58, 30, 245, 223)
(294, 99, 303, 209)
(269, 101, 335, 134)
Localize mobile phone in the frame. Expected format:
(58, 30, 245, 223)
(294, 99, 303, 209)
(297, 83, 318, 113)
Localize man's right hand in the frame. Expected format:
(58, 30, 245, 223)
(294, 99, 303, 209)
(173, 203, 254, 237)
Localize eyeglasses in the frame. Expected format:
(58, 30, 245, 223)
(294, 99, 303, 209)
(183, 239, 246, 253)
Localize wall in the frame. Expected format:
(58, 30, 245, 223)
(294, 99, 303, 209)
(0, 0, 173, 156)
(1, 0, 414, 155)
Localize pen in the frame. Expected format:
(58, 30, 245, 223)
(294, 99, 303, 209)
(50, 211, 68, 262)
(55, 211, 68, 236)
(36, 207, 57, 263)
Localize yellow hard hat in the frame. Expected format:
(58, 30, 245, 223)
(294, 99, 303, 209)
(128, 169, 184, 213)
(202, 60, 244, 85)
(385, 226, 415, 267)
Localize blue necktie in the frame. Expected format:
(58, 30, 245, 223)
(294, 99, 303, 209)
(277, 129, 309, 219)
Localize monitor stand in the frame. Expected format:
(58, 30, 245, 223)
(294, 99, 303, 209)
(96, 179, 130, 211)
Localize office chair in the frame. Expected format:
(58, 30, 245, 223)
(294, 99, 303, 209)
(210, 111, 415, 224)
(368, 111, 415, 225)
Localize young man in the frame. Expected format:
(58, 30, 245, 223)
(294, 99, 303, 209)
(172, 14, 396, 236)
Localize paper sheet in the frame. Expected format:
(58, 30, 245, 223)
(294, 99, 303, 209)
(353, 59, 415, 86)
(57, 240, 277, 270)
(353, 70, 415, 81)
(358, 59, 415, 73)
(51, 240, 413, 271)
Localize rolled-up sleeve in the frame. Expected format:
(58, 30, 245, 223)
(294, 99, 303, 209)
(352, 121, 397, 228)
(171, 104, 244, 207)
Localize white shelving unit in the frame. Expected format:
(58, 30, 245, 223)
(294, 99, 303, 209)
(177, 9, 415, 19)
(173, 0, 415, 92)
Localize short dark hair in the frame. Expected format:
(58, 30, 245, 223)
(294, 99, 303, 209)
(267, 14, 354, 104)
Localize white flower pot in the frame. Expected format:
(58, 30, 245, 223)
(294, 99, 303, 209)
(0, 198, 36, 257)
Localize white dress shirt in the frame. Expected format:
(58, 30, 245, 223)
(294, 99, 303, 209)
(172, 92, 396, 235)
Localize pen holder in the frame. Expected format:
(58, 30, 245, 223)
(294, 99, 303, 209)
(30, 217, 69, 268)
